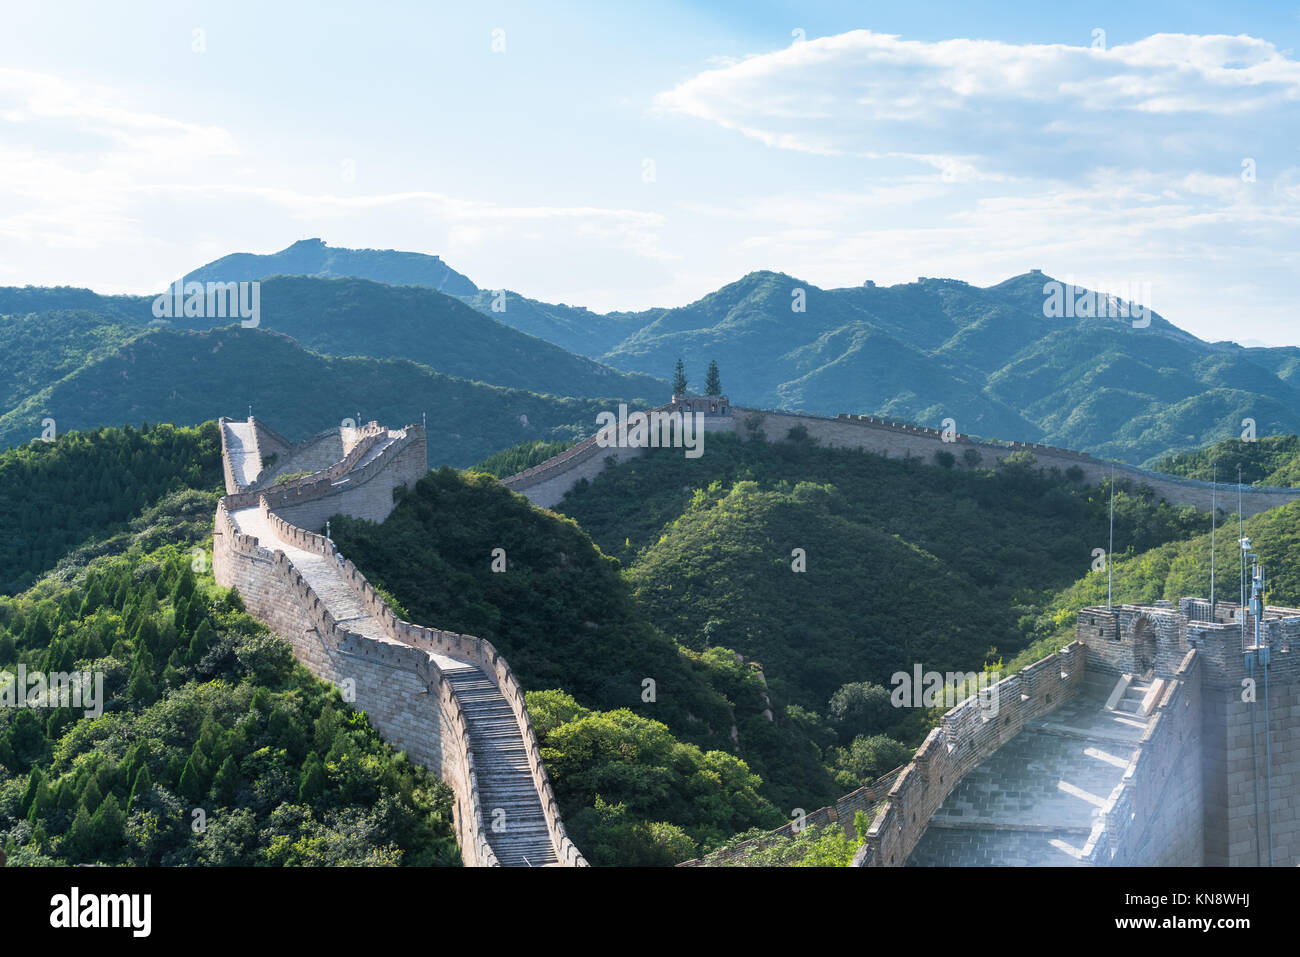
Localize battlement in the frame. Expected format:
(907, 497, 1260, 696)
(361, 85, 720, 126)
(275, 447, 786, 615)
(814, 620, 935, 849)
(501, 397, 1300, 518)
(214, 416, 584, 867)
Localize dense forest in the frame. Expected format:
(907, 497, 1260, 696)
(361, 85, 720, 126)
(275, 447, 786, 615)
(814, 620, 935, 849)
(330, 430, 1236, 862)
(0, 423, 224, 594)
(0, 540, 460, 865)
(5, 411, 1298, 866)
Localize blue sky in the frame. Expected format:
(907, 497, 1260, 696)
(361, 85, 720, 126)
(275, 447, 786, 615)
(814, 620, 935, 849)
(2, 1, 1298, 344)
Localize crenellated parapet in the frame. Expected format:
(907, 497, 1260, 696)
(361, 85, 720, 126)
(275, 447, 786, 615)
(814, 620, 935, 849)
(502, 399, 1300, 517)
(214, 416, 585, 867)
(852, 642, 1088, 866)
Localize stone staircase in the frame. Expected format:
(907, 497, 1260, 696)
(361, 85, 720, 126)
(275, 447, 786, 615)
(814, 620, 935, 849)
(442, 668, 559, 866)
(1113, 675, 1156, 717)
(219, 416, 577, 866)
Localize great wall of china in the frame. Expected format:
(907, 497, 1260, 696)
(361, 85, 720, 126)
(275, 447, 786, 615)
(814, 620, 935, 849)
(504, 398, 1300, 867)
(214, 397, 1300, 866)
(501, 396, 1300, 517)
(212, 416, 586, 867)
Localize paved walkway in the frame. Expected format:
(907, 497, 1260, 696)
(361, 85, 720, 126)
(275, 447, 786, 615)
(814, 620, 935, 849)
(907, 678, 1150, 865)
(228, 491, 559, 866)
(224, 421, 260, 489)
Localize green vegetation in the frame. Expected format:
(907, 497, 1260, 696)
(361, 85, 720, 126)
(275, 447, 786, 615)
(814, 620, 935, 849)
(0, 543, 459, 866)
(0, 310, 139, 413)
(698, 813, 873, 867)
(0, 423, 223, 594)
(274, 470, 314, 485)
(471, 439, 576, 478)
(332, 435, 1216, 862)
(330, 467, 812, 859)
(1153, 435, 1300, 486)
(526, 690, 781, 865)
(0, 327, 615, 465)
(469, 269, 1300, 465)
(559, 432, 1208, 709)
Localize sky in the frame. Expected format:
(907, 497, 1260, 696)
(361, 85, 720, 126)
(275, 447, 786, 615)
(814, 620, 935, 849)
(1, 1, 1298, 344)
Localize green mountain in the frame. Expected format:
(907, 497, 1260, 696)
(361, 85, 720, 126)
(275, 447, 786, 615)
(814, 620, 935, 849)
(554, 430, 1210, 711)
(94, 239, 1300, 467)
(0, 326, 617, 465)
(184, 237, 479, 296)
(451, 270, 1300, 467)
(0, 277, 664, 405)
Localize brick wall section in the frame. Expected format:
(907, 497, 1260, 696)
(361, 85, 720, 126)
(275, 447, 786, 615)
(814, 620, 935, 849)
(213, 421, 585, 867)
(264, 511, 587, 867)
(503, 405, 1300, 517)
(1183, 606, 1300, 866)
(851, 642, 1088, 866)
(1078, 650, 1205, 865)
(679, 765, 905, 866)
(259, 428, 427, 531)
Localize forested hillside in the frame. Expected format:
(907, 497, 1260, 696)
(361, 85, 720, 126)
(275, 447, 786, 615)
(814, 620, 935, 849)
(0, 327, 617, 464)
(0, 431, 462, 866)
(332, 431, 1226, 862)
(0, 423, 223, 594)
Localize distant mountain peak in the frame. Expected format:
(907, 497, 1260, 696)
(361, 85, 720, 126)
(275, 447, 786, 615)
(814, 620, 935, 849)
(182, 240, 478, 296)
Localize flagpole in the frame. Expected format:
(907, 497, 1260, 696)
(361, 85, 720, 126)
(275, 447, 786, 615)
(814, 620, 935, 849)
(1108, 464, 1115, 609)
(1211, 463, 1217, 613)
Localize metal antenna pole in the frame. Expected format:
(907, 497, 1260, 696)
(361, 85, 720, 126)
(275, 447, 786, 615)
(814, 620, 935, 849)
(1108, 464, 1115, 609)
(1211, 463, 1216, 612)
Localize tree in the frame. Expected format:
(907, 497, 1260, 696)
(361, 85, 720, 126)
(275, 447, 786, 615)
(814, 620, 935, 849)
(704, 360, 722, 396)
(128, 764, 152, 812)
(89, 795, 126, 859)
(298, 753, 326, 804)
(671, 358, 688, 395)
(211, 755, 239, 805)
(828, 681, 894, 742)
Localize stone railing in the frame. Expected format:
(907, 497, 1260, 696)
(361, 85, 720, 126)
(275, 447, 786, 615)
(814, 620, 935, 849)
(504, 403, 1300, 517)
(262, 509, 585, 865)
(679, 764, 906, 866)
(1078, 648, 1201, 865)
(270, 549, 500, 866)
(257, 424, 391, 498)
(500, 403, 678, 492)
(852, 641, 1087, 866)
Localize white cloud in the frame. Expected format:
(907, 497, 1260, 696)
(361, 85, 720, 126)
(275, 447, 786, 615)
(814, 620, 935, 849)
(654, 30, 1300, 176)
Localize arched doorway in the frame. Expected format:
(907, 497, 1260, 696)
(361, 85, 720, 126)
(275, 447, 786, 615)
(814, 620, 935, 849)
(1133, 617, 1157, 677)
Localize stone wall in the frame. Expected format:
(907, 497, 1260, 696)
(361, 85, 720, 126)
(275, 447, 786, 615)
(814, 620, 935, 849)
(503, 404, 1300, 517)
(260, 427, 427, 531)
(679, 765, 905, 866)
(214, 419, 583, 866)
(1078, 649, 1205, 865)
(852, 642, 1088, 866)
(1184, 606, 1300, 867)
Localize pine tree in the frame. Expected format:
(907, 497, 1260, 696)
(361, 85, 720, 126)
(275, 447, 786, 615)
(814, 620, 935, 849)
(211, 755, 238, 805)
(671, 358, 688, 395)
(79, 777, 103, 814)
(298, 753, 326, 804)
(89, 795, 125, 859)
(18, 768, 43, 818)
(128, 764, 152, 812)
(126, 658, 157, 705)
(188, 619, 215, 665)
(66, 805, 93, 861)
(705, 360, 722, 396)
(178, 755, 204, 803)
